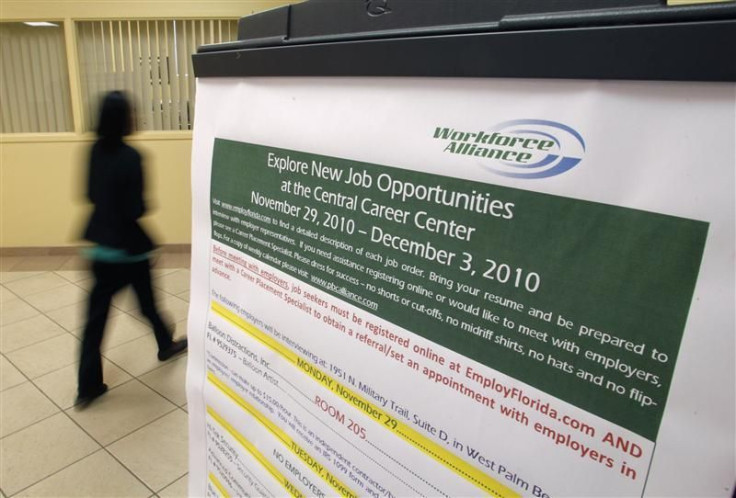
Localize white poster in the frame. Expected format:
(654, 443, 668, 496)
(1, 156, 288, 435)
(187, 78, 735, 497)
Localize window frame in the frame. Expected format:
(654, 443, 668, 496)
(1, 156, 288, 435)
(0, 15, 239, 142)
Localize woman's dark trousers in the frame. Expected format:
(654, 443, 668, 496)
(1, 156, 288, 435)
(78, 259, 173, 396)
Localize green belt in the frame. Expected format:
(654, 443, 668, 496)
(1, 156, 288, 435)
(83, 245, 150, 263)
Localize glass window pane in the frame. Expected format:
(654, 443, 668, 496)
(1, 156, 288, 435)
(0, 22, 74, 133)
(76, 19, 238, 132)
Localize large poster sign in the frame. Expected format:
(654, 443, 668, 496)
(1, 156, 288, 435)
(187, 78, 735, 497)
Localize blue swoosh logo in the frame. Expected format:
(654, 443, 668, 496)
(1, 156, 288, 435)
(483, 119, 585, 179)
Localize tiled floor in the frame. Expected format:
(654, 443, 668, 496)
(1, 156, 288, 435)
(0, 254, 191, 497)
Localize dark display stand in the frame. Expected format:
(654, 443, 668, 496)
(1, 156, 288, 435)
(190, 2, 735, 496)
(194, 0, 736, 82)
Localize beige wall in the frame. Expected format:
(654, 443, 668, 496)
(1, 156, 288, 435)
(0, 134, 194, 247)
(1, 1, 295, 21)
(0, 0, 298, 248)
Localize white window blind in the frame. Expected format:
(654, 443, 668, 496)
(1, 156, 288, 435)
(76, 19, 238, 132)
(0, 22, 74, 133)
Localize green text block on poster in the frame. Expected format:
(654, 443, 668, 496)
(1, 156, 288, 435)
(210, 139, 708, 441)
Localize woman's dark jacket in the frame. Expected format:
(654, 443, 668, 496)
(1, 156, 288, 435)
(83, 139, 154, 255)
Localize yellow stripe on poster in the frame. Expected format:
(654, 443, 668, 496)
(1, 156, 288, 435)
(208, 373, 358, 498)
(207, 406, 305, 498)
(212, 301, 520, 498)
(208, 472, 231, 498)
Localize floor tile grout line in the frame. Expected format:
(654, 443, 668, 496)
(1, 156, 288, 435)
(153, 471, 189, 496)
(0, 283, 23, 301)
(51, 310, 171, 357)
(3, 307, 178, 375)
(0, 362, 175, 444)
(1, 340, 118, 438)
(7, 441, 164, 498)
(16, 377, 174, 496)
(2, 269, 187, 306)
(1, 265, 190, 497)
(101, 412, 187, 498)
(2, 269, 188, 324)
(7, 304, 191, 400)
(2, 402, 182, 491)
(3, 278, 89, 312)
(52, 267, 172, 284)
(0, 325, 77, 357)
(1, 330, 82, 381)
(99, 287, 189, 324)
(0, 379, 186, 450)
(5, 447, 106, 498)
(98, 352, 189, 408)
(140, 372, 190, 410)
(0, 302, 44, 329)
(99, 403, 180, 448)
(0, 256, 187, 273)
(1, 348, 161, 439)
(0, 280, 87, 328)
(1, 379, 186, 492)
(109, 452, 186, 497)
(99, 411, 189, 496)
(65, 266, 188, 286)
(102, 343, 188, 380)
(0, 362, 66, 441)
(97, 445, 160, 497)
(0, 270, 44, 284)
(0, 352, 37, 394)
(0, 348, 111, 494)
(122, 300, 188, 327)
(2, 278, 73, 300)
(2, 270, 190, 392)
(0, 409, 62, 441)
(52, 269, 90, 284)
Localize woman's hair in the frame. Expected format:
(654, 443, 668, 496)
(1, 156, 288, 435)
(96, 91, 132, 139)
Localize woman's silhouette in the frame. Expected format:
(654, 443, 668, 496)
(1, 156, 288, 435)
(77, 91, 187, 407)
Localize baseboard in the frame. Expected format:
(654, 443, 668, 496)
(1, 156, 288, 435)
(0, 244, 192, 257)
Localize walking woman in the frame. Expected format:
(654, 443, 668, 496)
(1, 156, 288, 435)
(77, 91, 187, 407)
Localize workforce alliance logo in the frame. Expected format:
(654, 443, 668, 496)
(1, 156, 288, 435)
(433, 119, 586, 179)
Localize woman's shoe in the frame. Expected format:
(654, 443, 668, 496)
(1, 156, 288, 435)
(158, 339, 188, 361)
(75, 383, 108, 410)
